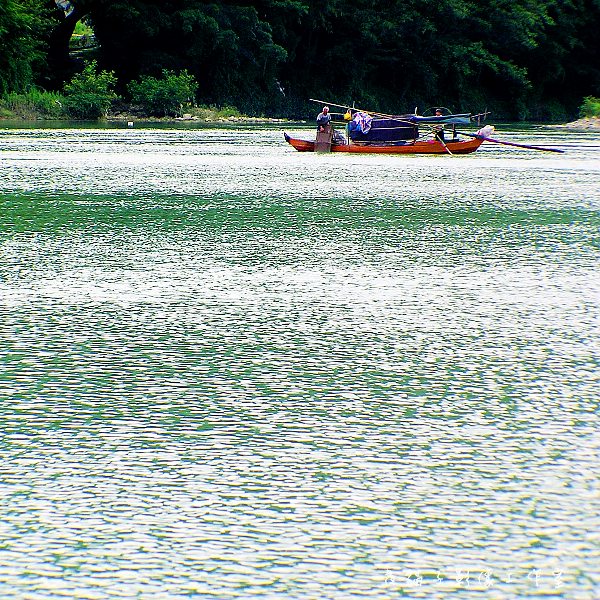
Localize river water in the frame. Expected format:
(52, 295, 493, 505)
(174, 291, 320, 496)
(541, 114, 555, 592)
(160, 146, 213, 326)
(0, 123, 599, 599)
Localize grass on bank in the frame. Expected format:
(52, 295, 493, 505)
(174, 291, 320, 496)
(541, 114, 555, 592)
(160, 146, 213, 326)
(1, 89, 66, 119)
(0, 89, 247, 121)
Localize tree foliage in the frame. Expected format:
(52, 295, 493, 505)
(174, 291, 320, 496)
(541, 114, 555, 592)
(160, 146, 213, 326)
(62, 60, 118, 118)
(128, 70, 198, 116)
(2, 0, 599, 120)
(0, 0, 56, 95)
(580, 96, 600, 117)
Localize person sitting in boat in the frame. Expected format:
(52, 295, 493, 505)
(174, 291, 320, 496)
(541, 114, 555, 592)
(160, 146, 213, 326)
(316, 106, 331, 131)
(433, 108, 445, 142)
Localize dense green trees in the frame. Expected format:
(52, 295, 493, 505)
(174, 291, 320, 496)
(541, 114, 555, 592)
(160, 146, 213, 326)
(284, 0, 600, 119)
(88, 0, 290, 114)
(1, 0, 599, 119)
(0, 0, 57, 95)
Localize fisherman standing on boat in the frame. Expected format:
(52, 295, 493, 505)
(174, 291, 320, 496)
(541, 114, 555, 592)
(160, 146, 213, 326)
(316, 106, 331, 131)
(433, 108, 445, 142)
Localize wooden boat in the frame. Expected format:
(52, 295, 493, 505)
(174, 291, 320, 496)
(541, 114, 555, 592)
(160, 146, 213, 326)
(284, 132, 484, 155)
(286, 99, 565, 156)
(285, 99, 490, 155)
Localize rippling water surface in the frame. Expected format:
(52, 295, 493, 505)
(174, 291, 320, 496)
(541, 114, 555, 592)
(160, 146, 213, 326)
(1, 123, 599, 599)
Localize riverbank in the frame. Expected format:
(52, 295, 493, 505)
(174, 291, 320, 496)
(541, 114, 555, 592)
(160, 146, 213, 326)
(0, 100, 296, 124)
(1, 103, 597, 128)
(557, 116, 600, 130)
(106, 113, 292, 124)
(107, 104, 293, 124)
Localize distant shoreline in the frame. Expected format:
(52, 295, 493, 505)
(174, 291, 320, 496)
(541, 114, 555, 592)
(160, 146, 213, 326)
(106, 113, 294, 124)
(0, 115, 301, 127)
(1, 112, 598, 129)
(0, 104, 298, 125)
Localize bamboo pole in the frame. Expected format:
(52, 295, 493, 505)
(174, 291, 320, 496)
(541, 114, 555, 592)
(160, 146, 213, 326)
(309, 98, 416, 125)
(456, 131, 565, 153)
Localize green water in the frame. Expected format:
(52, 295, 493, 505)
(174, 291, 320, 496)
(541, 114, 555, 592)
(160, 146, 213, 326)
(1, 124, 599, 598)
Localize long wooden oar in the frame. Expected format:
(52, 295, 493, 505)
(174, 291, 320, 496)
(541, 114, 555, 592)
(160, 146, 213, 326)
(439, 139, 453, 156)
(435, 133, 453, 156)
(423, 124, 454, 155)
(457, 130, 564, 153)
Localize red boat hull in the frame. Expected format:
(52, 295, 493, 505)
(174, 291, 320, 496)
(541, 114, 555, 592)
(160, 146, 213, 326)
(284, 133, 484, 155)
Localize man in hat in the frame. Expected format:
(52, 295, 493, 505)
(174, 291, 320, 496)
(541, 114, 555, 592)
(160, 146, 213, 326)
(316, 106, 331, 132)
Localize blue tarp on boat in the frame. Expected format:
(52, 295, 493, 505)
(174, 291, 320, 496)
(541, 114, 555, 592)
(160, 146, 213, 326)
(409, 114, 472, 125)
(348, 114, 418, 143)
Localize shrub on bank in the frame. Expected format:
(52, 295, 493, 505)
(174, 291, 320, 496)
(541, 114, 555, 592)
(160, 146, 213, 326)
(0, 89, 66, 119)
(190, 105, 243, 120)
(579, 96, 600, 118)
(62, 61, 119, 119)
(127, 70, 198, 117)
